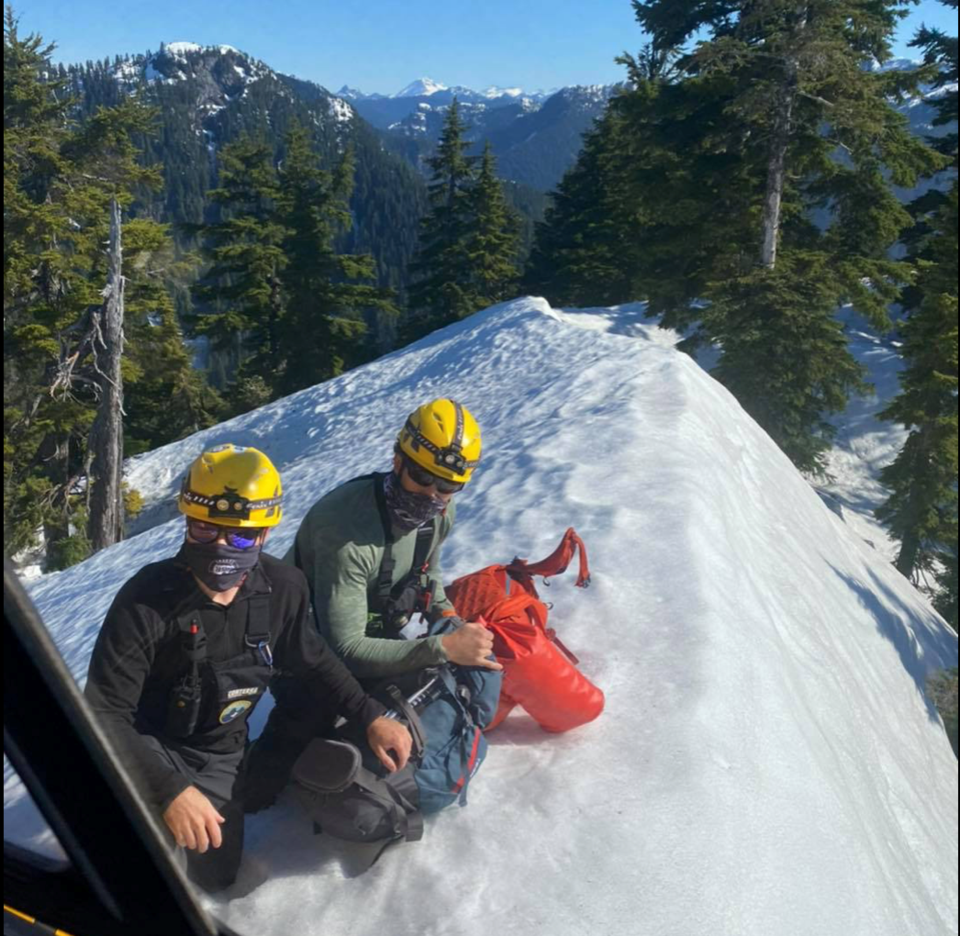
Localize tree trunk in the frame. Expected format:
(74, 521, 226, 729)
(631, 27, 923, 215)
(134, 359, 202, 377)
(88, 197, 125, 552)
(895, 531, 921, 581)
(760, 71, 797, 269)
(893, 426, 935, 581)
(759, 10, 806, 270)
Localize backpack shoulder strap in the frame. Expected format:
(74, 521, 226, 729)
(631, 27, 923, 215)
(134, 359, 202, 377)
(371, 474, 398, 608)
(412, 521, 436, 574)
(244, 592, 274, 668)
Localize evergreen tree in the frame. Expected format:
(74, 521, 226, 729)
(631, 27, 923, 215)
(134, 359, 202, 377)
(463, 142, 521, 309)
(524, 105, 637, 306)
(275, 123, 395, 396)
(121, 218, 224, 456)
(406, 99, 478, 337)
(935, 537, 959, 629)
(928, 667, 959, 756)
(4, 11, 123, 561)
(875, 185, 958, 592)
(190, 135, 288, 399)
(530, 3, 946, 470)
(875, 4, 958, 608)
(191, 123, 394, 406)
(909, 0, 958, 166)
(4, 10, 213, 564)
(627, 0, 945, 473)
(900, 0, 958, 306)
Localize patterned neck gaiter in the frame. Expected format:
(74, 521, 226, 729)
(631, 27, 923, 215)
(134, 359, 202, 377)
(383, 471, 446, 533)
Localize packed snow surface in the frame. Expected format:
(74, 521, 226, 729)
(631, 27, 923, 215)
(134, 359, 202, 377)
(6, 298, 958, 936)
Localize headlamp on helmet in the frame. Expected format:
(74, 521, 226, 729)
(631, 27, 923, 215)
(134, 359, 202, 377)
(397, 399, 482, 484)
(178, 444, 283, 528)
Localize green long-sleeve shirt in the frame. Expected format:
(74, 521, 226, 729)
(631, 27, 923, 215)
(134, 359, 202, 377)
(284, 474, 456, 678)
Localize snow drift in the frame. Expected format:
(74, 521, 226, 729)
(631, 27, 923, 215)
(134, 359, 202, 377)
(6, 297, 958, 936)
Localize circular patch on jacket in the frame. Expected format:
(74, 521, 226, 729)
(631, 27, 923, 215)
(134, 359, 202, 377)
(218, 699, 253, 724)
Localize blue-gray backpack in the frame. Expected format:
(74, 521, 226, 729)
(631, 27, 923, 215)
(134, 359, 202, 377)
(291, 652, 500, 852)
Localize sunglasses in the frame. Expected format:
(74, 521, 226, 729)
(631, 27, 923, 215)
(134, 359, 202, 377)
(187, 519, 264, 550)
(402, 457, 465, 495)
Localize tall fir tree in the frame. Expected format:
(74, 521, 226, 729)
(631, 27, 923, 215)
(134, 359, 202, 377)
(190, 135, 288, 405)
(875, 2, 958, 613)
(462, 142, 521, 309)
(524, 105, 638, 306)
(192, 122, 394, 407)
(121, 218, 224, 456)
(909, 0, 958, 167)
(4, 10, 209, 565)
(630, 0, 945, 473)
(531, 3, 945, 471)
(276, 124, 395, 395)
(899, 0, 958, 307)
(5, 10, 99, 562)
(875, 185, 958, 605)
(405, 99, 478, 338)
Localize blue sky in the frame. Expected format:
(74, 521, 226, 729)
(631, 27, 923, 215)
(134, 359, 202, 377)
(16, 0, 958, 94)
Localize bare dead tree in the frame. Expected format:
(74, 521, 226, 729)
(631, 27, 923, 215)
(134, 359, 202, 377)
(87, 197, 126, 552)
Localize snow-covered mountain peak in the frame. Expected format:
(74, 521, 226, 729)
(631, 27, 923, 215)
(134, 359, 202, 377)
(869, 56, 924, 72)
(163, 40, 203, 56)
(394, 77, 448, 98)
(107, 43, 353, 150)
(337, 84, 387, 101)
(120, 40, 272, 91)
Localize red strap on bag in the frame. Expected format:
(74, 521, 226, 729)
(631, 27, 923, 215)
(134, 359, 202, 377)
(505, 528, 591, 595)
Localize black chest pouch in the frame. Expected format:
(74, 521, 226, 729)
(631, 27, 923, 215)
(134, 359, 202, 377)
(165, 594, 274, 739)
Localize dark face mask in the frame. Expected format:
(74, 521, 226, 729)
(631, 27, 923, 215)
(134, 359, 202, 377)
(178, 541, 261, 592)
(384, 471, 447, 533)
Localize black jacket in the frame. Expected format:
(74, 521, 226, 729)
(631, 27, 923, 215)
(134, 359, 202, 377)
(85, 552, 383, 810)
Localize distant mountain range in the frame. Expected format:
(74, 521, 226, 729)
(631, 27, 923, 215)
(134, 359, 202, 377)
(63, 43, 954, 292)
(337, 77, 617, 191)
(90, 43, 620, 195)
(338, 76, 556, 104)
(62, 45, 606, 309)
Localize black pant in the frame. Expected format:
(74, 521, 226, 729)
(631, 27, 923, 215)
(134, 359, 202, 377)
(141, 735, 246, 892)
(240, 674, 340, 814)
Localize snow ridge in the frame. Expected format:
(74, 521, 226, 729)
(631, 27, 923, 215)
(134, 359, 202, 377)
(7, 297, 956, 936)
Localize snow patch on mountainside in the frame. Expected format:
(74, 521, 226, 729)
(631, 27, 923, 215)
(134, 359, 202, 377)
(327, 96, 354, 124)
(165, 40, 203, 56)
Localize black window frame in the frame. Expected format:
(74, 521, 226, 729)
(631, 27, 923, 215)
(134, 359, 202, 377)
(4, 561, 243, 936)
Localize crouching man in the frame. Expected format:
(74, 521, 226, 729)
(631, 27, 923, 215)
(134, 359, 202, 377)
(85, 444, 411, 891)
(241, 400, 502, 814)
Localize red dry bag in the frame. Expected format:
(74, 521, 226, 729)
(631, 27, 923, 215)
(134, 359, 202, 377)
(445, 529, 604, 733)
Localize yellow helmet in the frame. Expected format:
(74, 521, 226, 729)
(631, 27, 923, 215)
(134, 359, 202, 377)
(178, 444, 283, 528)
(397, 399, 482, 483)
